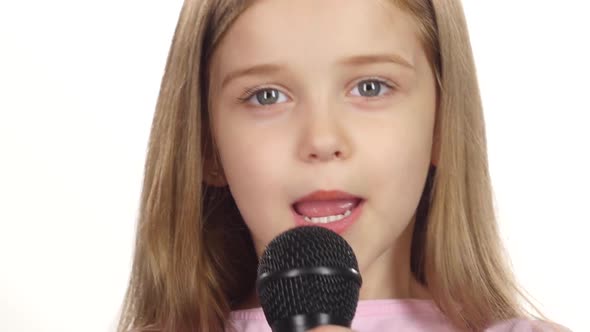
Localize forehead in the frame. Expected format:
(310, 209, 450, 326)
(210, 0, 422, 81)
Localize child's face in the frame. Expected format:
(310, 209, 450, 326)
(209, 0, 436, 289)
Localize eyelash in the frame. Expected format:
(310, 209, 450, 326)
(236, 77, 396, 105)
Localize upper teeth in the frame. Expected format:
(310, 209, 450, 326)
(303, 209, 352, 224)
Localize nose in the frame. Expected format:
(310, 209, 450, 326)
(297, 108, 352, 163)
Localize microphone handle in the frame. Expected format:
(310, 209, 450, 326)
(272, 312, 350, 332)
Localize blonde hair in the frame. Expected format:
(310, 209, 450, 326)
(117, 0, 548, 331)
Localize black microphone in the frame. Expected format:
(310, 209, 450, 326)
(256, 226, 362, 332)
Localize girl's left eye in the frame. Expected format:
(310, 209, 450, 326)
(350, 79, 393, 98)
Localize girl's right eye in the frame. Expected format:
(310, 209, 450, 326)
(237, 88, 289, 106)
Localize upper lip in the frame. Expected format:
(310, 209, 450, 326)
(293, 190, 363, 204)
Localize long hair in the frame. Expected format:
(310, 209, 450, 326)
(117, 1, 546, 331)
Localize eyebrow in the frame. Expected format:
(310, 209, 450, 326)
(221, 63, 283, 89)
(337, 53, 415, 70)
(220, 53, 415, 89)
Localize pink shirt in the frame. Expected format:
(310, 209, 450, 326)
(226, 299, 565, 331)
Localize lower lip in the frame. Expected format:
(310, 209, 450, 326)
(292, 200, 365, 235)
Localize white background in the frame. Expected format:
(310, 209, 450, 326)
(0, 1, 588, 331)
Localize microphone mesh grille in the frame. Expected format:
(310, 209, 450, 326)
(257, 226, 360, 325)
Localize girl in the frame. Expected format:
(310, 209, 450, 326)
(117, 0, 568, 331)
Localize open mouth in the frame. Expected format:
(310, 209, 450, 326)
(292, 198, 363, 224)
(290, 190, 365, 229)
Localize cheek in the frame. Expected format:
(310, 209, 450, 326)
(213, 119, 291, 243)
(359, 108, 434, 212)
(216, 123, 289, 189)
(362, 108, 433, 172)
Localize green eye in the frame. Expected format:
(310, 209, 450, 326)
(239, 88, 288, 106)
(359, 80, 380, 96)
(352, 79, 392, 97)
(255, 89, 280, 105)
